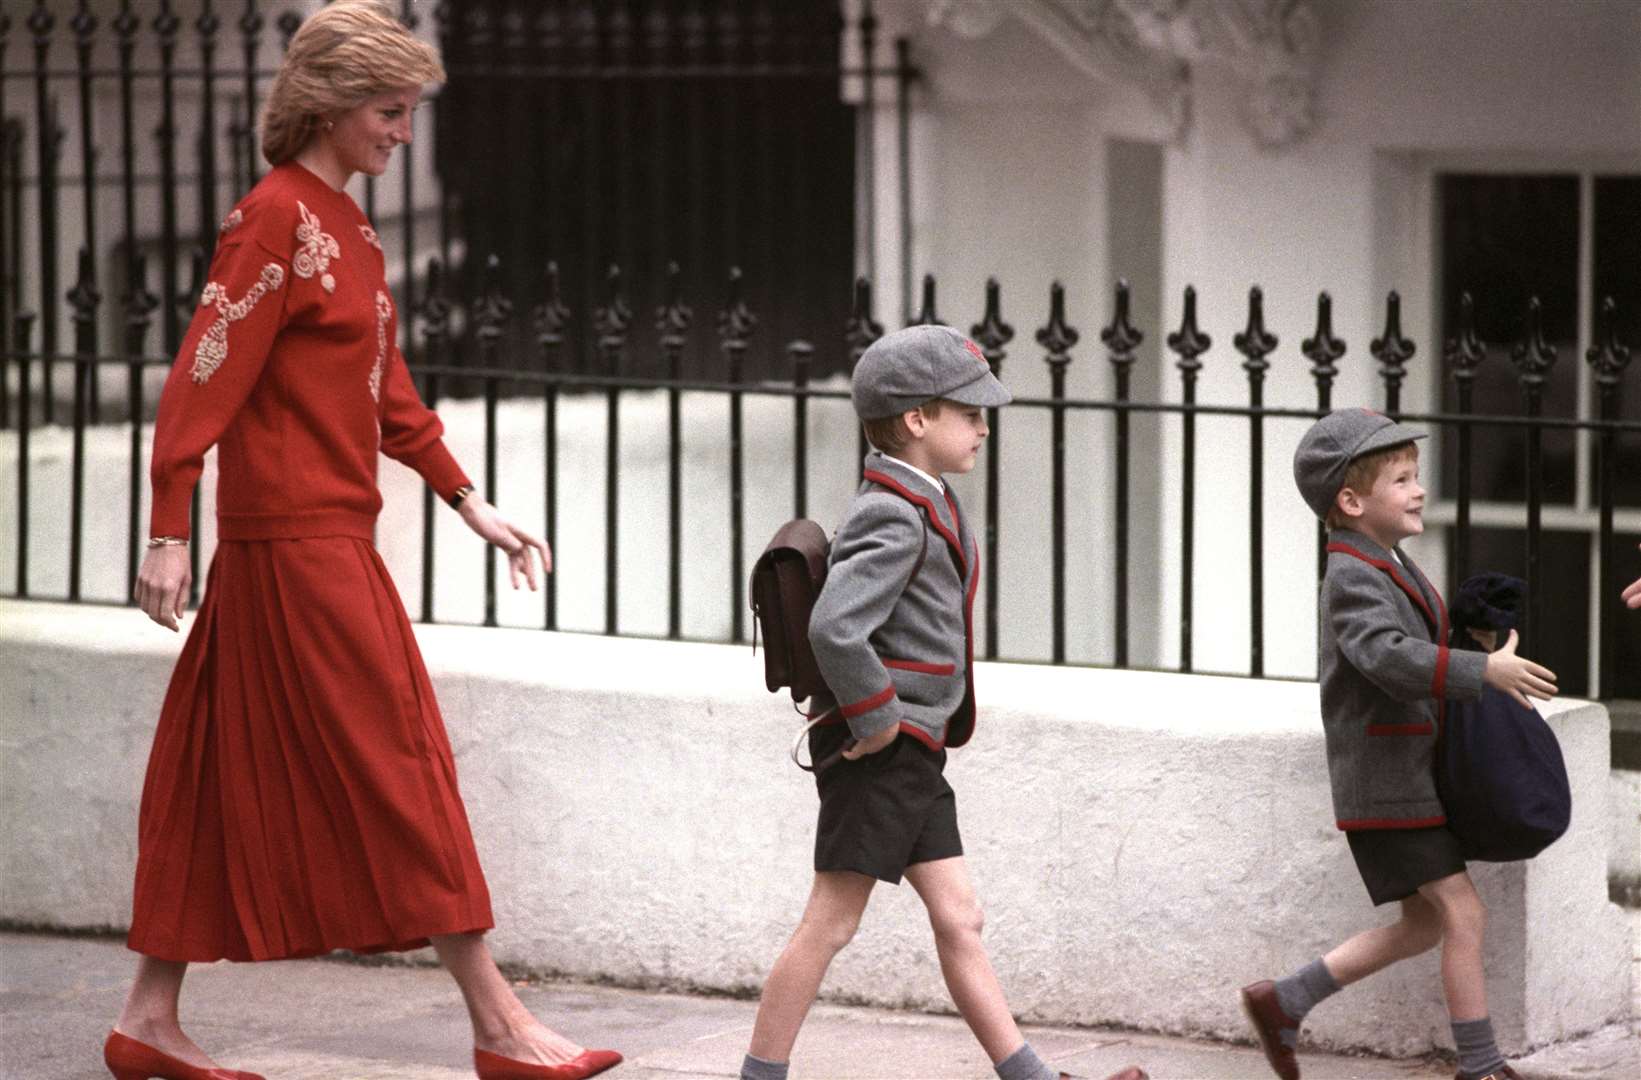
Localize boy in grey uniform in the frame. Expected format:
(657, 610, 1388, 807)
(1241, 409, 1557, 1080)
(740, 326, 1145, 1080)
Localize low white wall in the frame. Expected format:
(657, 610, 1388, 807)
(1, 600, 1629, 1057)
(1613, 771, 1641, 888)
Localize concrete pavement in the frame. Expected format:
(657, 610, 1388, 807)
(3, 930, 1636, 1080)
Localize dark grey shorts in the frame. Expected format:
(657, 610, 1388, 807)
(810, 722, 963, 884)
(1346, 824, 1468, 905)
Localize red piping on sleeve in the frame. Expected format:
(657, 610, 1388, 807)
(839, 685, 895, 719)
(884, 658, 956, 676)
(1366, 723, 1435, 736)
(898, 723, 944, 751)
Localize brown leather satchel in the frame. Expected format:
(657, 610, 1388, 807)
(750, 518, 833, 703)
(751, 498, 928, 773)
(750, 504, 929, 705)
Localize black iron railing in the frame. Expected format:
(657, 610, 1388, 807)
(5, 256, 1636, 696)
(2, 4, 1637, 696)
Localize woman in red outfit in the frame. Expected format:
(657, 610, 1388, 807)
(109, 5, 621, 1080)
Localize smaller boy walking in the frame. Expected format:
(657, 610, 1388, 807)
(740, 326, 1144, 1080)
(1243, 409, 1558, 1080)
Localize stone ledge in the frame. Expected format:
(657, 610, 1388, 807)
(0, 600, 1630, 1057)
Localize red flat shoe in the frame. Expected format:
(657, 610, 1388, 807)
(104, 1030, 266, 1080)
(474, 1048, 623, 1080)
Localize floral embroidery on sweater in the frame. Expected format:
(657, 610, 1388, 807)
(219, 209, 243, 234)
(359, 224, 382, 250)
(370, 291, 392, 401)
(192, 263, 287, 384)
(293, 200, 340, 294)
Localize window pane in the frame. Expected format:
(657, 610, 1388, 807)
(1593, 176, 1641, 507)
(1438, 174, 1579, 504)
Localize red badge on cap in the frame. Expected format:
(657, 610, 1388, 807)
(963, 338, 987, 365)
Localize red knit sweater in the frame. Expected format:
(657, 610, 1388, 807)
(149, 161, 469, 542)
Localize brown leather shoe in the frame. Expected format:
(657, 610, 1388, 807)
(1057, 1069, 1147, 1080)
(1240, 980, 1301, 1080)
(1454, 1068, 1521, 1080)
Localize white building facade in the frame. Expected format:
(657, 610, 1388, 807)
(852, 0, 1641, 685)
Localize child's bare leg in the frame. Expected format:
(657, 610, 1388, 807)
(1244, 896, 1441, 1080)
(1416, 871, 1488, 1020)
(905, 858, 1148, 1080)
(747, 870, 875, 1065)
(903, 855, 1022, 1064)
(1417, 871, 1504, 1078)
(1324, 892, 1443, 985)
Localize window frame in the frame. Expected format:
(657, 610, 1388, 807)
(1378, 150, 1641, 693)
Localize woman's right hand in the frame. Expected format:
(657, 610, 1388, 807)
(135, 545, 192, 631)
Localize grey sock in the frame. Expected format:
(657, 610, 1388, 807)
(1272, 958, 1341, 1046)
(995, 1041, 1057, 1080)
(741, 1052, 790, 1080)
(1452, 1017, 1505, 1080)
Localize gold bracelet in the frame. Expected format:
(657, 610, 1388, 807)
(448, 484, 476, 509)
(147, 536, 188, 548)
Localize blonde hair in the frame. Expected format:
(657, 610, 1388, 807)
(861, 398, 949, 454)
(261, 0, 446, 166)
(1326, 441, 1419, 530)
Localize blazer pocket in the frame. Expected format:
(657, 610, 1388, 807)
(1367, 730, 1437, 805)
(1366, 722, 1435, 736)
(884, 658, 956, 676)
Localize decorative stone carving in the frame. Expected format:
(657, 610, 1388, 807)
(926, 0, 1320, 148)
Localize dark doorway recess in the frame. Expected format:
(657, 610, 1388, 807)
(434, 0, 858, 382)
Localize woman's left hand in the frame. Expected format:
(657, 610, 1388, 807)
(457, 495, 553, 590)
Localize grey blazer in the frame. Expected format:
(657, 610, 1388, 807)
(1319, 529, 1487, 830)
(807, 453, 978, 749)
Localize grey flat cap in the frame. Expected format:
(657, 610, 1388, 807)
(851, 324, 1012, 420)
(1294, 407, 1427, 521)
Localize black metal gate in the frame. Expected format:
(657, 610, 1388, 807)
(433, 0, 862, 382)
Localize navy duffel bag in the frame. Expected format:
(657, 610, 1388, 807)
(1436, 687, 1571, 861)
(1436, 572, 1571, 862)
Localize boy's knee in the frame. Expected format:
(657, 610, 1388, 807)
(1434, 891, 1486, 940)
(929, 895, 985, 944)
(799, 909, 863, 955)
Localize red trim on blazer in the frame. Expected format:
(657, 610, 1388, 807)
(884, 658, 957, 676)
(951, 487, 980, 748)
(1336, 815, 1447, 831)
(807, 712, 945, 751)
(1327, 541, 1454, 706)
(862, 470, 968, 577)
(839, 685, 894, 719)
(898, 722, 944, 751)
(1366, 723, 1435, 736)
(854, 469, 981, 749)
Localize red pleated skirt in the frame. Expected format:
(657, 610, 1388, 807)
(127, 537, 493, 962)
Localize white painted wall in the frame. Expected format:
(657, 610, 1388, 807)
(0, 392, 1180, 670)
(1615, 770, 1641, 887)
(1, 599, 1630, 1057)
(856, 0, 1641, 678)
